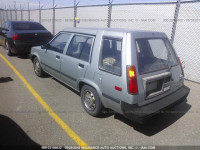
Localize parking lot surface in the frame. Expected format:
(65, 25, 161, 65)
(0, 46, 200, 147)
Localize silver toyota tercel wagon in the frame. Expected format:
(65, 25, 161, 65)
(30, 28, 190, 123)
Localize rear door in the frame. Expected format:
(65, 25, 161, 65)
(98, 37, 124, 107)
(41, 32, 72, 79)
(60, 34, 94, 89)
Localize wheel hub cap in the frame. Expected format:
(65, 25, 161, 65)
(34, 61, 40, 73)
(84, 91, 95, 111)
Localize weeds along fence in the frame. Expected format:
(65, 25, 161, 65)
(0, 0, 200, 83)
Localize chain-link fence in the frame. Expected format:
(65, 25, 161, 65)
(0, 0, 200, 83)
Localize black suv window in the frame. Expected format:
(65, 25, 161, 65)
(49, 33, 71, 53)
(66, 35, 93, 62)
(99, 38, 122, 76)
(12, 22, 46, 30)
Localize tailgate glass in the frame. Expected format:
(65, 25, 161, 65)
(136, 38, 178, 74)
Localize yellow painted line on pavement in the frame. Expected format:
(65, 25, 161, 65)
(0, 53, 91, 150)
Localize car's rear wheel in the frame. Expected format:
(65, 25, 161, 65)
(81, 85, 103, 117)
(5, 41, 13, 56)
(33, 57, 45, 77)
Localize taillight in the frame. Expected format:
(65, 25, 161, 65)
(178, 57, 184, 76)
(12, 34, 24, 40)
(127, 65, 138, 94)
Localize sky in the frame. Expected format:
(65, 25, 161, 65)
(0, 0, 196, 10)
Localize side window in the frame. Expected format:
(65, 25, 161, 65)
(99, 38, 122, 76)
(49, 33, 71, 53)
(66, 35, 93, 62)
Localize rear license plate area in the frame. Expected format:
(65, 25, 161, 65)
(143, 72, 172, 99)
(146, 79, 164, 97)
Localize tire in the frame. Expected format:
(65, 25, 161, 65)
(5, 41, 13, 56)
(33, 57, 45, 77)
(81, 85, 103, 117)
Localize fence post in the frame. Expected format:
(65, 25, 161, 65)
(170, 0, 181, 44)
(52, 0, 57, 35)
(2, 9, 5, 22)
(14, 1, 17, 20)
(74, 0, 79, 28)
(1, 9, 3, 22)
(39, 1, 43, 23)
(9, 5, 12, 21)
(5, 7, 8, 21)
(107, 0, 113, 28)
(28, 2, 30, 21)
(0, 9, 2, 25)
(20, 4, 23, 21)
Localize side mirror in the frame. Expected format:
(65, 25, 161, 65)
(41, 43, 50, 49)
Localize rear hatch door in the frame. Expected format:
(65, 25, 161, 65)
(135, 38, 183, 105)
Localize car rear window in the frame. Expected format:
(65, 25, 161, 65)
(136, 38, 178, 74)
(12, 22, 46, 30)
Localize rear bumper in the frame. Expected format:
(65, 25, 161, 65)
(10, 41, 47, 54)
(121, 85, 190, 123)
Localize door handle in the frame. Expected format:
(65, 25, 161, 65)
(56, 55, 60, 60)
(78, 63, 84, 69)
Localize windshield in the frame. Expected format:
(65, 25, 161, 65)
(12, 22, 46, 30)
(136, 38, 178, 74)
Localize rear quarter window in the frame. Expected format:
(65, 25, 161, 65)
(99, 38, 122, 76)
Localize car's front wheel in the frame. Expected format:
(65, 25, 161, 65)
(33, 57, 45, 77)
(81, 85, 103, 117)
(5, 41, 13, 56)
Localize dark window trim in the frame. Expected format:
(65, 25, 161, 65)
(98, 37, 122, 77)
(64, 32, 95, 37)
(102, 36, 123, 41)
(135, 37, 179, 75)
(65, 34, 95, 63)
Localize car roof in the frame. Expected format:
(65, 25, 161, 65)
(62, 27, 166, 36)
